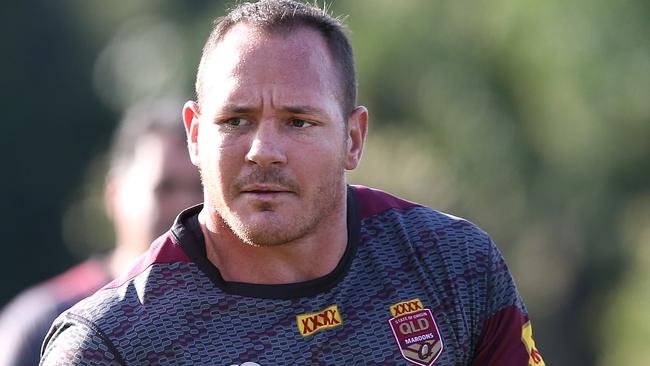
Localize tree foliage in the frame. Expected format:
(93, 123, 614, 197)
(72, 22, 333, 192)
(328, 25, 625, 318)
(2, 1, 648, 365)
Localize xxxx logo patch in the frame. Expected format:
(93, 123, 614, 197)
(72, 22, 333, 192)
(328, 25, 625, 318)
(388, 299, 443, 366)
(296, 305, 342, 337)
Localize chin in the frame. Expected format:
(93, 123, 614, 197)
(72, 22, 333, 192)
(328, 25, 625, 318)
(235, 217, 296, 246)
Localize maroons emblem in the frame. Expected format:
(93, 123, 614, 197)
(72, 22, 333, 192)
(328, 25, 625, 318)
(388, 299, 443, 366)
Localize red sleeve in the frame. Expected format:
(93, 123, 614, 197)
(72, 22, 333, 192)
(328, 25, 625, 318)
(471, 305, 545, 366)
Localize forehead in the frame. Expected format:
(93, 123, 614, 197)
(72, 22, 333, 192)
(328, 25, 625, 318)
(200, 23, 341, 112)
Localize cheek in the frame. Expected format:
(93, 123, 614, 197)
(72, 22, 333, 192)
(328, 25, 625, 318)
(321, 135, 349, 163)
(295, 142, 347, 178)
(198, 126, 248, 160)
(198, 140, 245, 189)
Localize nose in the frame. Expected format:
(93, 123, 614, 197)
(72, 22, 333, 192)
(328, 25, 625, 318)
(245, 122, 287, 167)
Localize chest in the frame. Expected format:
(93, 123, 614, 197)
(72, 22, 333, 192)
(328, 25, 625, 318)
(114, 269, 476, 365)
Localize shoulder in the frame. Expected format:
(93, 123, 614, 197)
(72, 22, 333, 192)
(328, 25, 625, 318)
(41, 230, 204, 362)
(351, 184, 422, 218)
(351, 185, 517, 308)
(351, 184, 493, 255)
(41, 311, 124, 365)
(62, 232, 192, 323)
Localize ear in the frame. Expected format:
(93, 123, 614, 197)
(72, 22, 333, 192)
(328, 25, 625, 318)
(183, 101, 201, 166)
(344, 106, 368, 170)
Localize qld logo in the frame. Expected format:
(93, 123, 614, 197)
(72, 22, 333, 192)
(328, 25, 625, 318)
(388, 299, 443, 366)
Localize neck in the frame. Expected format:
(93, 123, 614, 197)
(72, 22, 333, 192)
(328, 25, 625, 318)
(200, 194, 349, 284)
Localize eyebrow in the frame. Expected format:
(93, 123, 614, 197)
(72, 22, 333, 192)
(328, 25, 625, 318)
(220, 104, 257, 114)
(282, 105, 329, 116)
(219, 104, 328, 117)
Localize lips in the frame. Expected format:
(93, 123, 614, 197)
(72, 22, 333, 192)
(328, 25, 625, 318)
(233, 168, 300, 196)
(240, 184, 294, 195)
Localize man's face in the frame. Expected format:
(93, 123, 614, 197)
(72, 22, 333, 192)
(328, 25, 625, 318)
(185, 24, 365, 246)
(111, 131, 203, 249)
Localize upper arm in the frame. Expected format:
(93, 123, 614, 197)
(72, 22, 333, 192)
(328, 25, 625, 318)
(40, 314, 124, 366)
(470, 240, 545, 366)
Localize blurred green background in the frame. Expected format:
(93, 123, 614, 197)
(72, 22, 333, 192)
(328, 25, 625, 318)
(2, 1, 649, 365)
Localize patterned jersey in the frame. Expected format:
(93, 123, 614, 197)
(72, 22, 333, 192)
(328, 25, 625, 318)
(40, 185, 544, 366)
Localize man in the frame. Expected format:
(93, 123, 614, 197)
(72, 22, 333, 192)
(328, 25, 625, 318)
(40, 1, 545, 365)
(0, 99, 202, 366)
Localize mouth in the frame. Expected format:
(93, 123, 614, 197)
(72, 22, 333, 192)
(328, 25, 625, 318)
(240, 184, 294, 196)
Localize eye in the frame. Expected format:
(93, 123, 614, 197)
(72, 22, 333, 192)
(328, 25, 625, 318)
(223, 117, 248, 126)
(290, 118, 315, 128)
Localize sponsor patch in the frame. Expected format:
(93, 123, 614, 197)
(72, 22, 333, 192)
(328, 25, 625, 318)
(388, 299, 443, 366)
(296, 305, 342, 337)
(522, 321, 545, 366)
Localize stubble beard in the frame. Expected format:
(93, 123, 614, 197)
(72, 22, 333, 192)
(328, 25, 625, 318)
(200, 165, 346, 247)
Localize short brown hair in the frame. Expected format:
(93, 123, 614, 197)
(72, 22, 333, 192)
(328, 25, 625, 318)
(195, 0, 357, 118)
